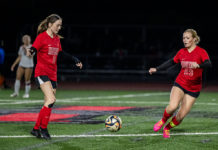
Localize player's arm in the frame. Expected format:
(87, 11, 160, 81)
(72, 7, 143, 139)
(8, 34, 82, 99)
(26, 47, 37, 56)
(11, 55, 21, 71)
(156, 59, 176, 71)
(149, 58, 176, 75)
(199, 59, 212, 69)
(59, 50, 83, 69)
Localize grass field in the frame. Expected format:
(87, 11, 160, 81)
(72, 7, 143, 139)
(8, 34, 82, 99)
(0, 88, 218, 150)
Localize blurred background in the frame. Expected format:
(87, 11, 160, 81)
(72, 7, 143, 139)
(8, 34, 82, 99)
(0, 0, 217, 88)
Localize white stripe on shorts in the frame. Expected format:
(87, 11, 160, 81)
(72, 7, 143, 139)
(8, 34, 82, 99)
(37, 76, 44, 85)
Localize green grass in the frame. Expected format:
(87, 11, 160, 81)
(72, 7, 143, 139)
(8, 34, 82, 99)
(0, 88, 218, 150)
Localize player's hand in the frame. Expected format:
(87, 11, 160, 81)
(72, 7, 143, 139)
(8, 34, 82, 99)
(191, 62, 200, 69)
(76, 62, 83, 69)
(26, 48, 32, 57)
(26, 48, 35, 57)
(148, 68, 157, 75)
(11, 65, 15, 71)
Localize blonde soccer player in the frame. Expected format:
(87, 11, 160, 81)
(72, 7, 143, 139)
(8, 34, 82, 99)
(149, 29, 212, 138)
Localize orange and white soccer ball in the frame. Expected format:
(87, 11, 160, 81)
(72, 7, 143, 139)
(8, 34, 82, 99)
(105, 115, 122, 132)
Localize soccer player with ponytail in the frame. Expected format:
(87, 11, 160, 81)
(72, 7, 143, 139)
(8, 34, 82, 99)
(149, 29, 212, 138)
(27, 14, 82, 140)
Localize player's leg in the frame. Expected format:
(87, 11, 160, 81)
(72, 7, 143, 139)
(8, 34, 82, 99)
(153, 86, 184, 132)
(10, 66, 24, 97)
(31, 81, 55, 139)
(163, 93, 196, 138)
(23, 68, 33, 98)
(165, 94, 196, 129)
(40, 81, 56, 140)
(31, 76, 56, 139)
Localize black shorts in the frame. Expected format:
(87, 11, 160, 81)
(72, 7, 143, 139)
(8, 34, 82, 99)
(35, 76, 57, 89)
(173, 82, 200, 98)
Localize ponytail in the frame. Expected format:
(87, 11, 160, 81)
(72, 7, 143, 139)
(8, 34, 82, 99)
(37, 14, 63, 38)
(37, 19, 48, 35)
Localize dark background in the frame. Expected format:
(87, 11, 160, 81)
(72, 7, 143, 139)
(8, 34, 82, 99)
(0, 0, 217, 83)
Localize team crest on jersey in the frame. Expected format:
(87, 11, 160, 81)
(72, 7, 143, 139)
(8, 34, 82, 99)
(48, 47, 59, 55)
(181, 61, 196, 76)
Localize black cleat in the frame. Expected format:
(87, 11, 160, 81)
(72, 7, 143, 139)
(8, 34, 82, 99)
(30, 128, 41, 138)
(40, 128, 51, 140)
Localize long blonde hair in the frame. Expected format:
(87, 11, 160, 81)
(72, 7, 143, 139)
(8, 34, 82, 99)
(37, 14, 63, 38)
(184, 29, 200, 44)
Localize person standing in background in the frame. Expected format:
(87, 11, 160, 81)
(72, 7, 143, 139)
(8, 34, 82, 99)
(10, 35, 34, 98)
(0, 40, 10, 89)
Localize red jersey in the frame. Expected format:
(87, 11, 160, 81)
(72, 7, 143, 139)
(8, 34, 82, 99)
(173, 46, 209, 92)
(32, 31, 62, 81)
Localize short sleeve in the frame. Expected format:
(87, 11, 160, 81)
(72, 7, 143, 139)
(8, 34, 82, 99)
(32, 34, 42, 50)
(173, 49, 182, 63)
(18, 47, 23, 55)
(201, 49, 210, 62)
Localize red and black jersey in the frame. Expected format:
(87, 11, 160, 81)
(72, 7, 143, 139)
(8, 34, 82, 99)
(173, 46, 210, 92)
(32, 31, 62, 81)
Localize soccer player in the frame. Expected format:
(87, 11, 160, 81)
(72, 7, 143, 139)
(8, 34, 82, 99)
(149, 29, 212, 138)
(27, 14, 82, 140)
(10, 35, 33, 98)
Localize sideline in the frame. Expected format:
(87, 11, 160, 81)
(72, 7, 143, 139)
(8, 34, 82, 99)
(1, 132, 218, 138)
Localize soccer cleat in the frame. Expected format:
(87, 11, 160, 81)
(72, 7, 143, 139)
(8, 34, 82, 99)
(10, 93, 18, 97)
(30, 128, 41, 138)
(23, 94, 29, 98)
(40, 128, 51, 140)
(153, 119, 165, 132)
(163, 128, 170, 138)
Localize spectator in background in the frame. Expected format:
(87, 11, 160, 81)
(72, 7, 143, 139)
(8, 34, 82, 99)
(0, 43, 5, 87)
(10, 35, 34, 98)
(0, 40, 9, 89)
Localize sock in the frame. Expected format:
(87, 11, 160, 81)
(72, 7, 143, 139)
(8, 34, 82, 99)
(161, 109, 172, 123)
(14, 80, 20, 95)
(41, 106, 52, 129)
(25, 81, 31, 94)
(34, 107, 45, 130)
(164, 116, 181, 130)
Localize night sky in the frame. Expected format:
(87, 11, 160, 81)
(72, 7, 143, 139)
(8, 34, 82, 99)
(1, 0, 218, 53)
(0, 0, 217, 81)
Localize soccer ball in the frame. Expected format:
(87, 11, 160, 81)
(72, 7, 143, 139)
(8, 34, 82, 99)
(105, 115, 122, 132)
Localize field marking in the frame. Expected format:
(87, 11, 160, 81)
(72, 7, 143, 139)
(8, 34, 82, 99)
(0, 100, 217, 106)
(0, 92, 169, 105)
(0, 92, 217, 106)
(111, 101, 218, 106)
(1, 132, 218, 138)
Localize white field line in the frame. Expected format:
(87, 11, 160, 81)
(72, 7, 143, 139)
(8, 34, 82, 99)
(1, 132, 218, 138)
(112, 101, 218, 106)
(0, 92, 169, 105)
(0, 100, 217, 106)
(0, 92, 217, 106)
